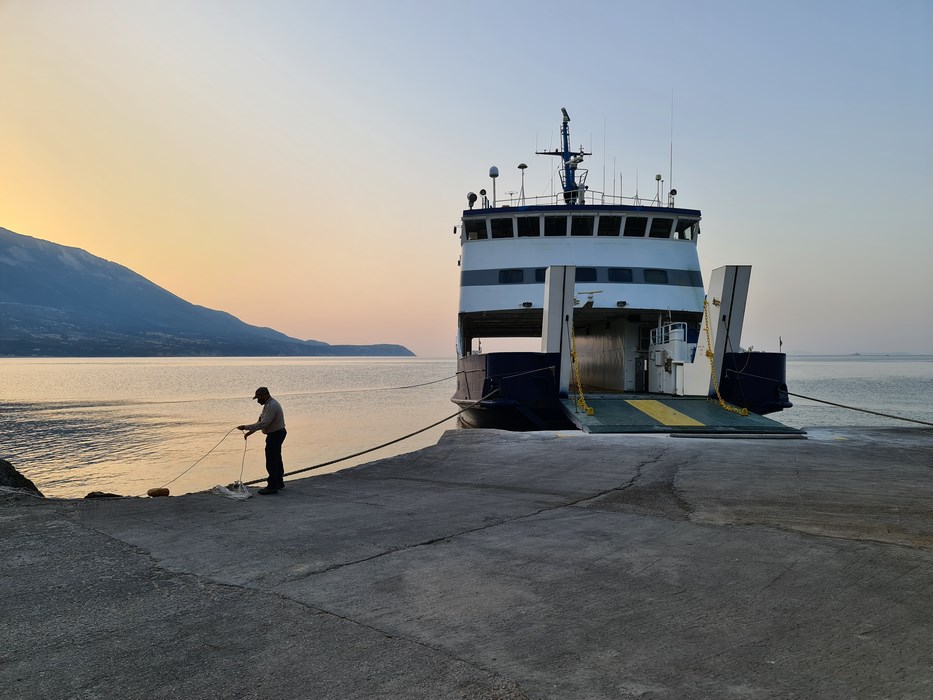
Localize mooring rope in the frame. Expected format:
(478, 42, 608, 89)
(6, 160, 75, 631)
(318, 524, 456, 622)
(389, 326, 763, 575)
(725, 369, 933, 427)
(280, 374, 458, 399)
(155, 426, 240, 492)
(785, 391, 933, 427)
(241, 385, 503, 486)
(150, 364, 557, 494)
(241, 365, 554, 486)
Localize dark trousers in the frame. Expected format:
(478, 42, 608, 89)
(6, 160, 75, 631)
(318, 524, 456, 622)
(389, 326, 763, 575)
(264, 428, 287, 488)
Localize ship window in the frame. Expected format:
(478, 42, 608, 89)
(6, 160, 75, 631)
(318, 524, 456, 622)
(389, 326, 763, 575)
(517, 217, 540, 237)
(649, 218, 674, 238)
(608, 267, 633, 282)
(575, 267, 597, 282)
(499, 269, 524, 284)
(491, 218, 514, 238)
(544, 216, 567, 236)
(597, 215, 622, 236)
(675, 219, 697, 240)
(465, 219, 487, 240)
(534, 268, 546, 282)
(571, 216, 595, 236)
(623, 217, 647, 237)
(644, 269, 669, 284)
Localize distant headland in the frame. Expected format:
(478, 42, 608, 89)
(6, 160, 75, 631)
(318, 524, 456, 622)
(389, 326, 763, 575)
(0, 227, 413, 358)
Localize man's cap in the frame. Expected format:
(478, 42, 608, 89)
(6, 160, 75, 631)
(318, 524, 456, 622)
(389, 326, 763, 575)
(253, 387, 270, 399)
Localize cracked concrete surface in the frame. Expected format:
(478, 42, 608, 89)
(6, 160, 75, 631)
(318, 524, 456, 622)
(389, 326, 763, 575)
(2, 427, 932, 699)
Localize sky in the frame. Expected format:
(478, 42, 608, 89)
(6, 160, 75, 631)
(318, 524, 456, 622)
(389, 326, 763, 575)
(1, 0, 931, 356)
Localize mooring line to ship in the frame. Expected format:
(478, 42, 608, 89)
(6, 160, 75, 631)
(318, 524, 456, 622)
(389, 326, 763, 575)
(151, 426, 241, 493)
(726, 369, 933, 427)
(242, 366, 558, 486)
(785, 391, 933, 427)
(151, 365, 550, 493)
(227, 365, 551, 486)
(279, 374, 459, 399)
(240, 387, 505, 486)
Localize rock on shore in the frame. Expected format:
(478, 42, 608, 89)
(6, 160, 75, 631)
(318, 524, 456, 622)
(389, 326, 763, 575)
(0, 459, 44, 497)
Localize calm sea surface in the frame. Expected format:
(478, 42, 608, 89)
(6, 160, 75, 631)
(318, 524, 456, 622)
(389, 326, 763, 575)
(2, 355, 932, 498)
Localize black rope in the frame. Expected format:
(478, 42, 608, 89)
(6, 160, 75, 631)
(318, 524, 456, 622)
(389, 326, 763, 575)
(156, 426, 239, 491)
(725, 369, 933, 427)
(244, 365, 558, 486)
(243, 386, 502, 486)
(280, 374, 458, 398)
(786, 391, 933, 427)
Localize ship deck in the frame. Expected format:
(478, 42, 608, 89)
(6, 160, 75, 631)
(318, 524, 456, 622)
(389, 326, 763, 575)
(560, 394, 805, 435)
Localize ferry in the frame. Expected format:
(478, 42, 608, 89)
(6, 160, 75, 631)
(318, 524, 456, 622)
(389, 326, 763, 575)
(452, 109, 792, 432)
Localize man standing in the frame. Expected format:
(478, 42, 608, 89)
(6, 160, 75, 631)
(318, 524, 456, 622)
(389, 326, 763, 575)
(237, 387, 287, 495)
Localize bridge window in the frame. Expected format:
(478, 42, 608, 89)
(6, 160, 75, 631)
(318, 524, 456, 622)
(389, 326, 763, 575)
(597, 215, 622, 236)
(465, 220, 487, 240)
(575, 267, 598, 282)
(644, 269, 669, 284)
(517, 217, 541, 237)
(608, 268, 633, 282)
(499, 269, 524, 284)
(623, 217, 647, 237)
(544, 216, 568, 236)
(571, 216, 595, 236)
(675, 219, 697, 240)
(534, 268, 546, 282)
(491, 218, 514, 238)
(649, 218, 674, 238)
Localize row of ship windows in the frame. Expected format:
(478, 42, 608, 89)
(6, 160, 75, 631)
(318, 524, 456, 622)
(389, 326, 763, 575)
(463, 214, 699, 241)
(499, 267, 669, 284)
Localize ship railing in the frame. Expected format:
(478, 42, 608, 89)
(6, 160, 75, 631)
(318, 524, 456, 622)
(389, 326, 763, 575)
(650, 322, 687, 346)
(493, 190, 672, 209)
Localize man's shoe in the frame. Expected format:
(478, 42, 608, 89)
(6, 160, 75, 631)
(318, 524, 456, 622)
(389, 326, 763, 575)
(257, 487, 279, 495)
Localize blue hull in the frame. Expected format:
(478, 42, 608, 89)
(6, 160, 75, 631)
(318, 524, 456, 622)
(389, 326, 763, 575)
(453, 350, 792, 429)
(719, 352, 792, 415)
(452, 352, 573, 430)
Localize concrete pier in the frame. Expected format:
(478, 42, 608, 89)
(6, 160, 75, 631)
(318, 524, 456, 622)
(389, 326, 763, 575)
(2, 427, 932, 699)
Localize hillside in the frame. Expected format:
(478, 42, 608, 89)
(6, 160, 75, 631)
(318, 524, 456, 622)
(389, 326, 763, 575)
(0, 228, 413, 357)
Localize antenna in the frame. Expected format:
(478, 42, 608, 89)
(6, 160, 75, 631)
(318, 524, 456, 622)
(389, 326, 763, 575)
(669, 89, 674, 196)
(602, 117, 606, 203)
(612, 157, 616, 200)
(536, 108, 591, 205)
(518, 163, 527, 205)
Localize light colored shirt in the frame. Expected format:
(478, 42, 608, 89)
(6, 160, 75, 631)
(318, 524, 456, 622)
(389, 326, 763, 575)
(247, 397, 285, 434)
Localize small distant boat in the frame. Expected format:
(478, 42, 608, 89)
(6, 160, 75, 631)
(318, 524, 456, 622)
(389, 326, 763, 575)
(452, 109, 792, 432)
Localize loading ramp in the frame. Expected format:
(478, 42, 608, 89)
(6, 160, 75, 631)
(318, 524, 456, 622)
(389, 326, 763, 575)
(561, 394, 805, 436)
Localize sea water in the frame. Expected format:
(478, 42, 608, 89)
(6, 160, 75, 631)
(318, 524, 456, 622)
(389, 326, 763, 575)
(1, 355, 931, 498)
(0, 357, 459, 498)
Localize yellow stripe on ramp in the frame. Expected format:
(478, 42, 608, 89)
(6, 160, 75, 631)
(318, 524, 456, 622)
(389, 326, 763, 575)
(625, 400, 705, 426)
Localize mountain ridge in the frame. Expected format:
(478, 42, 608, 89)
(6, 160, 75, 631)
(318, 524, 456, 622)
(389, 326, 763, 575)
(0, 227, 413, 357)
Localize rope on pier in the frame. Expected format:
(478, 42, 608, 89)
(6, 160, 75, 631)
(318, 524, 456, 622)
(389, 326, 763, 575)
(242, 385, 503, 485)
(155, 427, 239, 492)
(156, 367, 562, 494)
(244, 365, 557, 486)
(145, 375, 461, 496)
